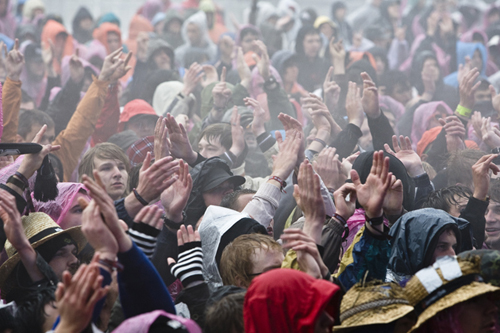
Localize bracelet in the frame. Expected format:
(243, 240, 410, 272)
(333, 213, 350, 242)
(270, 176, 287, 193)
(456, 104, 472, 118)
(163, 212, 187, 230)
(15, 172, 29, 187)
(7, 175, 26, 191)
(365, 214, 384, 226)
(132, 188, 149, 206)
(313, 138, 327, 147)
(98, 258, 124, 272)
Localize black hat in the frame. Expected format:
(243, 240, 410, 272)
(201, 167, 245, 192)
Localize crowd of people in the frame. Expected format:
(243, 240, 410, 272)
(0, 0, 500, 331)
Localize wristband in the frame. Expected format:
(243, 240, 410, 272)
(163, 212, 187, 230)
(7, 175, 26, 191)
(270, 176, 287, 193)
(132, 188, 149, 206)
(15, 172, 29, 187)
(333, 213, 350, 242)
(313, 138, 327, 147)
(169, 241, 204, 288)
(365, 214, 384, 226)
(98, 258, 123, 272)
(456, 105, 472, 118)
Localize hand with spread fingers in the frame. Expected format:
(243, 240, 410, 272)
(333, 183, 357, 221)
(212, 67, 232, 111)
(278, 113, 306, 165)
(480, 117, 500, 149)
(98, 48, 133, 82)
(458, 67, 481, 112)
(313, 147, 346, 192)
(350, 151, 392, 219)
(237, 47, 252, 90)
(323, 67, 341, 111)
(345, 81, 364, 128)
(229, 106, 246, 157)
(384, 135, 424, 177)
(133, 205, 164, 230)
(135, 152, 180, 204)
(54, 253, 109, 333)
(271, 129, 303, 180)
(245, 97, 266, 137)
(439, 116, 466, 152)
(182, 62, 203, 96)
(253, 40, 270, 81)
(161, 159, 193, 223)
(165, 113, 198, 164)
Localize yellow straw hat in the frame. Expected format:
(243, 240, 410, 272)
(404, 256, 500, 332)
(334, 280, 414, 332)
(0, 212, 87, 298)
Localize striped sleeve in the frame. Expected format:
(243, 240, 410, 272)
(127, 223, 161, 259)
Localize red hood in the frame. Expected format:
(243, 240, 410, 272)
(93, 22, 122, 54)
(244, 269, 341, 333)
(119, 99, 158, 132)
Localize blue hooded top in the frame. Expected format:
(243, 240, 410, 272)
(444, 41, 488, 88)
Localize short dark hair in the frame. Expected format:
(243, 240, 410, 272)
(380, 70, 410, 95)
(221, 189, 257, 211)
(15, 287, 56, 333)
(239, 26, 259, 41)
(198, 123, 232, 151)
(17, 110, 55, 138)
(204, 292, 246, 333)
(489, 179, 500, 203)
(421, 185, 472, 213)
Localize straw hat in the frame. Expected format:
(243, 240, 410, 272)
(334, 280, 414, 332)
(0, 212, 87, 298)
(404, 256, 500, 332)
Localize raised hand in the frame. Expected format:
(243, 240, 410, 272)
(361, 72, 380, 118)
(384, 135, 424, 177)
(237, 47, 252, 90)
(212, 67, 232, 111)
(323, 67, 341, 111)
(471, 154, 500, 201)
(281, 228, 329, 279)
(154, 117, 171, 160)
(82, 173, 132, 253)
(17, 125, 61, 181)
(345, 81, 364, 127)
(161, 160, 193, 223)
(229, 106, 246, 157)
(253, 40, 270, 81)
(41, 39, 55, 76)
(272, 129, 303, 180)
(471, 111, 483, 140)
(329, 38, 346, 75)
(135, 153, 180, 203)
(480, 117, 500, 149)
(201, 64, 218, 88)
(490, 85, 500, 114)
(293, 160, 325, 244)
(439, 116, 466, 152)
(382, 174, 404, 216)
(458, 67, 481, 111)
(313, 147, 346, 192)
(278, 113, 306, 165)
(219, 35, 235, 64)
(98, 48, 133, 82)
(245, 97, 266, 137)
(165, 113, 198, 164)
(0, 189, 30, 254)
(133, 205, 164, 230)
(350, 151, 392, 219)
(182, 62, 203, 96)
(54, 253, 108, 333)
(5, 39, 24, 81)
(69, 48, 84, 84)
(333, 183, 357, 221)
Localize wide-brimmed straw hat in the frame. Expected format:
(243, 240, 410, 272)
(334, 280, 414, 331)
(404, 255, 500, 332)
(0, 212, 87, 298)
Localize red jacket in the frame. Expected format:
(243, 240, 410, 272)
(244, 269, 341, 333)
